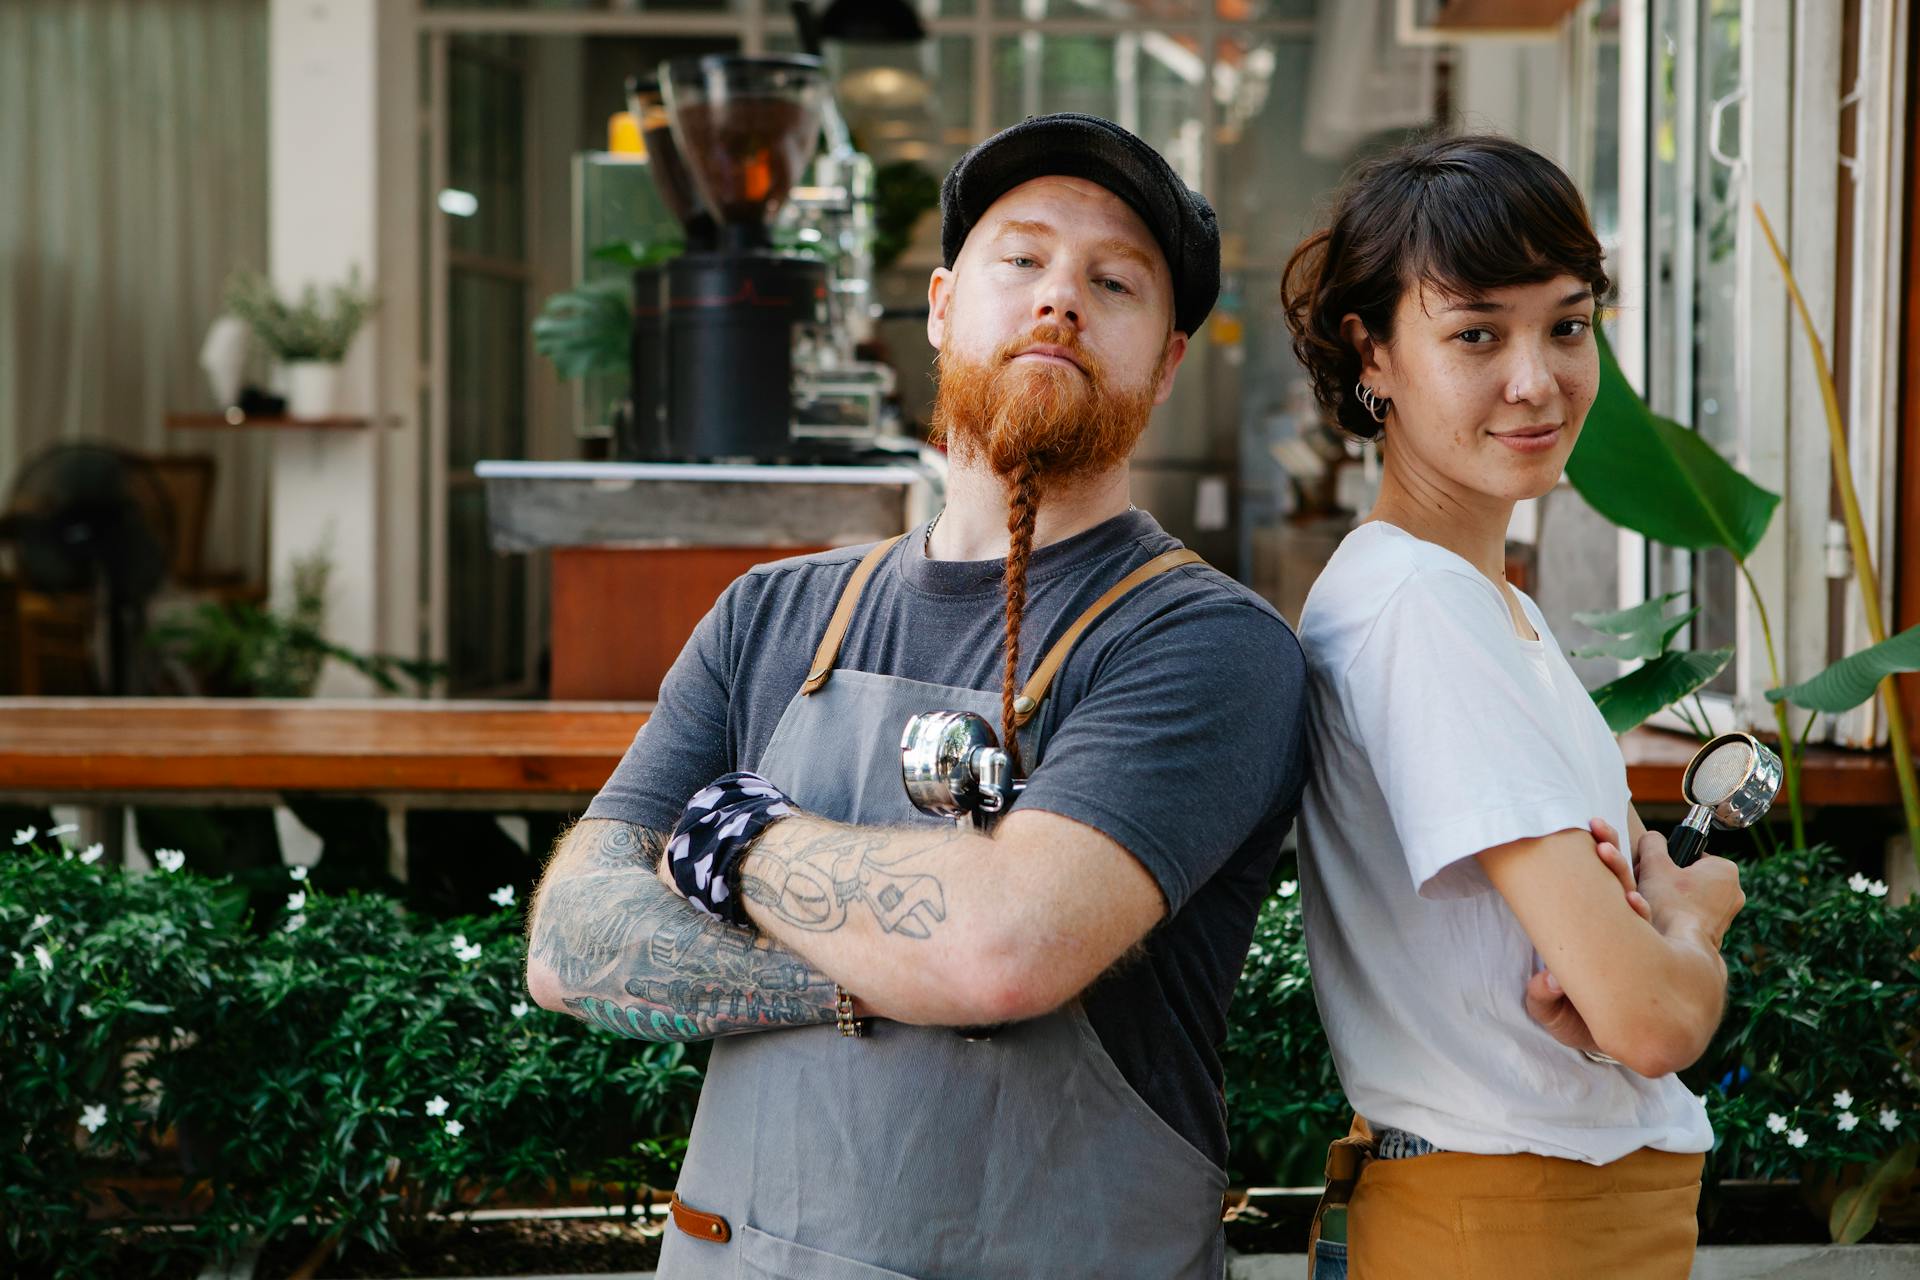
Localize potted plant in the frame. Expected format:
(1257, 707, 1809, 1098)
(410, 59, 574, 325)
(223, 267, 378, 419)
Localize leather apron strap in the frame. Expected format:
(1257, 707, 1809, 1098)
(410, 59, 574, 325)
(799, 535, 905, 695)
(1012, 547, 1206, 729)
(1307, 1115, 1374, 1280)
(800, 537, 1208, 721)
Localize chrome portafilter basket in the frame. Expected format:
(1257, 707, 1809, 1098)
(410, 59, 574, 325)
(1670, 731, 1784, 866)
(901, 710, 1025, 830)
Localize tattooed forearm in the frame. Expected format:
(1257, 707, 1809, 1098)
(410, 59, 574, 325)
(526, 819, 839, 1042)
(740, 818, 965, 940)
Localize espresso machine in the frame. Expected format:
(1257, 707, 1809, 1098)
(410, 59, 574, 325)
(621, 55, 839, 462)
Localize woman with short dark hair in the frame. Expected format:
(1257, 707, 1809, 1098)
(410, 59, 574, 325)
(1283, 134, 1746, 1279)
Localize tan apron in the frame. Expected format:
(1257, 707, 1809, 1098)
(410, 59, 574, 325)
(1309, 1116, 1703, 1279)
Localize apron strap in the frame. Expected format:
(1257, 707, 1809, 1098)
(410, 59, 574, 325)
(1009, 547, 1206, 729)
(1306, 1115, 1374, 1280)
(800, 535, 906, 695)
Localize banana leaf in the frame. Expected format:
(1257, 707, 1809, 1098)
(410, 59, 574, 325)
(1570, 591, 1697, 662)
(1589, 648, 1734, 735)
(1565, 330, 1779, 559)
(1766, 622, 1920, 714)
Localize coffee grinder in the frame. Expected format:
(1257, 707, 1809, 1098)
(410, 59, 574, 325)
(647, 54, 831, 461)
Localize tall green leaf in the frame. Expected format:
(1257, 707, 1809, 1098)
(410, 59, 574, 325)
(1766, 622, 1920, 714)
(1570, 591, 1698, 662)
(1565, 330, 1780, 558)
(1588, 648, 1734, 734)
(1828, 1142, 1917, 1245)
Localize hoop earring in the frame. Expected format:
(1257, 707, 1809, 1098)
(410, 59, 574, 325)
(1355, 381, 1390, 425)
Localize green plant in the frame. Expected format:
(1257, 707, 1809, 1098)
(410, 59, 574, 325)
(1688, 845, 1920, 1242)
(1567, 221, 1920, 867)
(224, 268, 378, 364)
(148, 552, 441, 698)
(1570, 591, 1733, 736)
(1750, 203, 1920, 866)
(1220, 873, 1349, 1187)
(872, 160, 941, 272)
(0, 836, 702, 1278)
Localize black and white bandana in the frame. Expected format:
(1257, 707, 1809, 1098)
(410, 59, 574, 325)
(666, 772, 797, 925)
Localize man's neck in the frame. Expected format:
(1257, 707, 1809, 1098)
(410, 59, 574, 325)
(927, 449, 1133, 561)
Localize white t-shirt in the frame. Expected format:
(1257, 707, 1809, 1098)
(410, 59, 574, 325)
(1296, 521, 1712, 1164)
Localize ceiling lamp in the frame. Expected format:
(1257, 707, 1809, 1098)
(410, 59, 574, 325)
(818, 0, 927, 44)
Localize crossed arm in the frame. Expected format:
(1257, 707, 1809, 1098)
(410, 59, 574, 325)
(524, 818, 841, 1041)
(526, 807, 1167, 1037)
(1484, 808, 1743, 1078)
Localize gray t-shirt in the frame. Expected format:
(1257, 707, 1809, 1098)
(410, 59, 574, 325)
(586, 508, 1309, 1167)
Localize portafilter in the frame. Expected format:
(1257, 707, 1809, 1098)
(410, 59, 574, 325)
(901, 710, 1024, 830)
(1669, 731, 1783, 866)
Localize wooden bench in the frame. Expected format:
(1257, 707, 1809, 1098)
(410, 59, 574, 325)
(0, 698, 653, 875)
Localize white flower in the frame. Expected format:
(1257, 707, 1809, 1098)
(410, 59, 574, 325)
(79, 1104, 107, 1133)
(1871, 980, 1884, 990)
(286, 891, 306, 912)
(1868, 879, 1888, 898)
(1766, 1113, 1789, 1134)
(77, 1003, 94, 1018)
(488, 885, 516, 907)
(455, 943, 483, 963)
(1881, 1109, 1901, 1132)
(33, 944, 52, 972)
(1786, 1128, 1809, 1149)
(12, 826, 35, 845)
(444, 1119, 464, 1137)
(1837, 1112, 1859, 1132)
(29, 913, 51, 932)
(79, 843, 104, 865)
(289, 865, 309, 882)
(1834, 1090, 1854, 1110)
(424, 1095, 449, 1117)
(48, 824, 78, 837)
(1849, 872, 1872, 893)
(451, 933, 468, 951)
(284, 914, 307, 933)
(154, 849, 185, 874)
(1276, 880, 1298, 899)
(510, 1000, 530, 1018)
(62, 847, 73, 861)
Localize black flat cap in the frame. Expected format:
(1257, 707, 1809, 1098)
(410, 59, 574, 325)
(940, 113, 1220, 336)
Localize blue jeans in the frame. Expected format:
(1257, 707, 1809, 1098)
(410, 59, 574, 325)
(1312, 1237, 1348, 1279)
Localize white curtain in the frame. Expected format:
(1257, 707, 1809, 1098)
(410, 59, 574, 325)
(0, 0, 271, 584)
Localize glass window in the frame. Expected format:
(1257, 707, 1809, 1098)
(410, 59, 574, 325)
(1645, 0, 1742, 689)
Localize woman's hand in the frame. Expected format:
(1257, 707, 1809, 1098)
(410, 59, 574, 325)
(1523, 817, 1651, 1056)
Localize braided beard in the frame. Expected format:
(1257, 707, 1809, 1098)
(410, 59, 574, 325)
(928, 321, 1165, 772)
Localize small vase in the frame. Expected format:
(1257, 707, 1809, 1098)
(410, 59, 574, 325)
(285, 360, 340, 419)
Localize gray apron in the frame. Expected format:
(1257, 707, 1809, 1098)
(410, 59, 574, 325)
(659, 543, 1228, 1280)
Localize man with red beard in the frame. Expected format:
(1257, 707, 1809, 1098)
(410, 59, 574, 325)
(526, 114, 1307, 1279)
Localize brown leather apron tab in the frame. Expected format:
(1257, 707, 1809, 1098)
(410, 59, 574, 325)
(1307, 1115, 1374, 1279)
(799, 535, 905, 695)
(1011, 547, 1206, 729)
(669, 1191, 732, 1244)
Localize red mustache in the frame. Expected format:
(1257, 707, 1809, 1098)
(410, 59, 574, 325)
(992, 322, 1103, 384)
